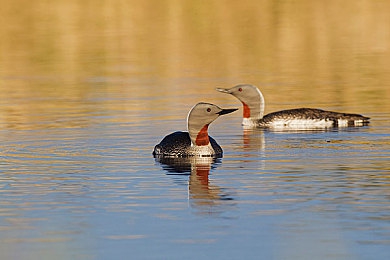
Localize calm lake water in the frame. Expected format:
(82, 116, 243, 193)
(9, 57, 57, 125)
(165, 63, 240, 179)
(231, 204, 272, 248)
(1, 1, 390, 259)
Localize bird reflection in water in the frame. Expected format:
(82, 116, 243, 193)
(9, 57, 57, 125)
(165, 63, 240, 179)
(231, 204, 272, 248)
(242, 128, 266, 152)
(154, 156, 235, 215)
(231, 128, 267, 171)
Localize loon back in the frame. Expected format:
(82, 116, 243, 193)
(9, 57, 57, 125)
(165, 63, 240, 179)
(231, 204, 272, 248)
(259, 108, 370, 128)
(153, 131, 223, 158)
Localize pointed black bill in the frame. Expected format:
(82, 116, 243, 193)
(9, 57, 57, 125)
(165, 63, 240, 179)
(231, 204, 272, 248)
(217, 108, 238, 116)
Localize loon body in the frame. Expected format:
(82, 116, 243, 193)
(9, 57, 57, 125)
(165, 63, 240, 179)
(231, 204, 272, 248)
(217, 84, 370, 129)
(153, 102, 237, 158)
(153, 132, 223, 157)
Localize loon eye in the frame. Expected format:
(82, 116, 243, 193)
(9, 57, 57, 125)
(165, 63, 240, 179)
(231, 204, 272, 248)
(207, 108, 211, 112)
(238, 87, 243, 92)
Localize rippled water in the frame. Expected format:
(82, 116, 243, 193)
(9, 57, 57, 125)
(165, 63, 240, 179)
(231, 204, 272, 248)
(1, 1, 390, 259)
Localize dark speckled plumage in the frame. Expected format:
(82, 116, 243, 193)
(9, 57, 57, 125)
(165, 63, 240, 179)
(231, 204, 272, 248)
(153, 131, 223, 158)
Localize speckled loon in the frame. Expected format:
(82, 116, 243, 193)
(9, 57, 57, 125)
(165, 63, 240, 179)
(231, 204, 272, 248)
(153, 102, 237, 158)
(217, 84, 370, 129)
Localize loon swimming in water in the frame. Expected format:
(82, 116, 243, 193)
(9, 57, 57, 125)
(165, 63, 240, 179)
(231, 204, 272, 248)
(153, 102, 237, 158)
(217, 84, 370, 129)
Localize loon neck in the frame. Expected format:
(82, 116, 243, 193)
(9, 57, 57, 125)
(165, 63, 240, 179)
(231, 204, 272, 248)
(242, 88, 265, 121)
(188, 123, 210, 146)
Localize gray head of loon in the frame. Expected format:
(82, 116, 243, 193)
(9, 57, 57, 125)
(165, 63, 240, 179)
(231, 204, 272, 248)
(217, 84, 265, 124)
(187, 102, 237, 146)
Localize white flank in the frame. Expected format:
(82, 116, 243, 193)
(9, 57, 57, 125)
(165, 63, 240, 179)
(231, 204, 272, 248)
(337, 119, 349, 127)
(352, 119, 364, 127)
(188, 144, 216, 157)
(242, 118, 259, 128)
(268, 119, 334, 129)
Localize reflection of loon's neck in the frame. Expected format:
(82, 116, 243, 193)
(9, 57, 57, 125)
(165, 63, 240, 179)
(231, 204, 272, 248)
(192, 163, 210, 186)
(241, 129, 266, 171)
(189, 158, 217, 206)
(189, 163, 219, 207)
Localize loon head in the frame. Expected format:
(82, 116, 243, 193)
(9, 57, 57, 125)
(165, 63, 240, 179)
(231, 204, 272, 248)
(217, 84, 265, 125)
(187, 102, 237, 146)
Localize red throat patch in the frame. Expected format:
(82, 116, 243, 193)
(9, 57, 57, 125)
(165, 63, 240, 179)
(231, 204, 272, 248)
(242, 102, 251, 118)
(195, 124, 210, 146)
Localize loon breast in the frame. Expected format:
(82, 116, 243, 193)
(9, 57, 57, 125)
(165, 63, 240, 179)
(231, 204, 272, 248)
(259, 108, 370, 128)
(153, 131, 223, 158)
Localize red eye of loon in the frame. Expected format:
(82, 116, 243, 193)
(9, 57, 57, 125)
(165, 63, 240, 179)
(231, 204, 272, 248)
(207, 108, 211, 112)
(238, 87, 242, 92)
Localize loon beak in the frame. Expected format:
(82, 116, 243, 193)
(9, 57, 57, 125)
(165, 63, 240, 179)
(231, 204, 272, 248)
(216, 87, 233, 94)
(217, 108, 238, 116)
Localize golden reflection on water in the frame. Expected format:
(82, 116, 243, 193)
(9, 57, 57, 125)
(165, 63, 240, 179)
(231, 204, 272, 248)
(1, 0, 390, 131)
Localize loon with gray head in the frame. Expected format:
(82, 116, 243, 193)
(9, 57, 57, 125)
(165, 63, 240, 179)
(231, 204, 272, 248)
(153, 102, 237, 158)
(217, 84, 370, 129)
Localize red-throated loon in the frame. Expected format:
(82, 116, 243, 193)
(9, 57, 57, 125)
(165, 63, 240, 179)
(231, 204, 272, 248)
(153, 102, 237, 157)
(217, 84, 369, 129)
